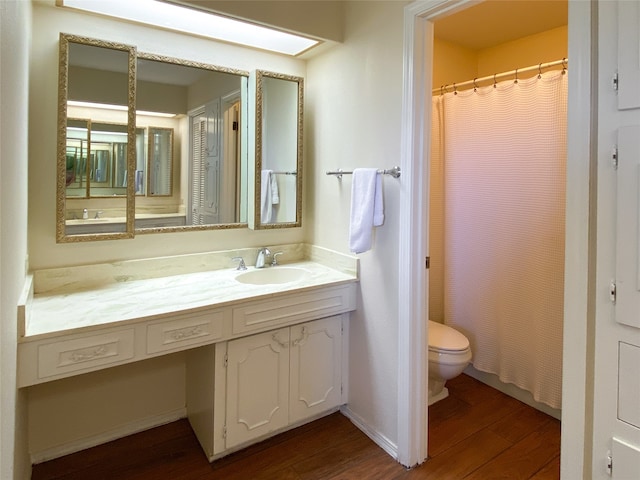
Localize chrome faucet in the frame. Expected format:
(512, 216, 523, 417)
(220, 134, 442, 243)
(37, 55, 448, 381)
(271, 251, 283, 266)
(231, 256, 247, 270)
(255, 247, 271, 268)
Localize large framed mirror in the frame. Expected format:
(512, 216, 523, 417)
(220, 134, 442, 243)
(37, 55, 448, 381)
(250, 70, 303, 229)
(133, 53, 249, 232)
(57, 33, 136, 241)
(57, 40, 250, 239)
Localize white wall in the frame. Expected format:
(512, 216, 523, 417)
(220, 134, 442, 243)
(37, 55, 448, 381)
(1, 1, 31, 478)
(306, 0, 408, 449)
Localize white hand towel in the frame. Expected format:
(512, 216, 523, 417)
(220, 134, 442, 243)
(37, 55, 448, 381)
(261, 170, 273, 222)
(270, 172, 280, 205)
(349, 168, 384, 254)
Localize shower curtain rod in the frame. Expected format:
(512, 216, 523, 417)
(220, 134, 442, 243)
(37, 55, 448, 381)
(432, 58, 567, 95)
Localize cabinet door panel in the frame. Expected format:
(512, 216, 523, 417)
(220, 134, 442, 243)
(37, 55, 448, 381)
(289, 317, 342, 423)
(618, 0, 640, 110)
(226, 328, 289, 448)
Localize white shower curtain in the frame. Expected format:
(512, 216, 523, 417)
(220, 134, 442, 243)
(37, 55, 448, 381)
(432, 71, 567, 409)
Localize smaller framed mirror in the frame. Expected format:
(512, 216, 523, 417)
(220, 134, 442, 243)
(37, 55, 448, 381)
(57, 33, 136, 242)
(250, 70, 303, 229)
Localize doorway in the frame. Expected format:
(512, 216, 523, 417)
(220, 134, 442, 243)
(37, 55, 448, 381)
(397, 1, 593, 477)
(430, 0, 566, 414)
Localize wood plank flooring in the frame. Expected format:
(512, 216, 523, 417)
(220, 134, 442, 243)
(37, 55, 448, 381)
(31, 374, 560, 479)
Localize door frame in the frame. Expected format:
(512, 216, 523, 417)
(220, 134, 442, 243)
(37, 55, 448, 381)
(397, 1, 595, 476)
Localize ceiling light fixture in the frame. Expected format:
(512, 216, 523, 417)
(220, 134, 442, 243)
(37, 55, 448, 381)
(57, 0, 319, 56)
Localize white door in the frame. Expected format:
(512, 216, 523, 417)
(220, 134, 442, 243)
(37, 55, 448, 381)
(225, 328, 290, 449)
(594, 2, 640, 478)
(289, 317, 342, 423)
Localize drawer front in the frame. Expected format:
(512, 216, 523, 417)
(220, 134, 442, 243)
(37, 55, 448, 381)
(146, 311, 224, 354)
(38, 329, 135, 379)
(232, 285, 355, 335)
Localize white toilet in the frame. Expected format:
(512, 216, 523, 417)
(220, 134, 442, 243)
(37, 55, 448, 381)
(428, 320, 472, 405)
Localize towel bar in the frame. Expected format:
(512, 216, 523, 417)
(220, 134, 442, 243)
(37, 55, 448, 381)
(325, 166, 401, 179)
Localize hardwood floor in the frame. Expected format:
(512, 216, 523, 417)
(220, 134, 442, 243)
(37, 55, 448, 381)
(31, 374, 560, 479)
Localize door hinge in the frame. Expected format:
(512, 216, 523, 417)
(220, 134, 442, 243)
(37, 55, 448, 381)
(223, 424, 227, 439)
(612, 147, 618, 169)
(613, 73, 619, 91)
(232, 121, 238, 131)
(606, 450, 613, 476)
(610, 281, 617, 304)
(223, 353, 228, 368)
(425, 256, 430, 269)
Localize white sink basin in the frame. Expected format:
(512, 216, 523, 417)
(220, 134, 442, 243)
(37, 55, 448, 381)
(235, 267, 310, 285)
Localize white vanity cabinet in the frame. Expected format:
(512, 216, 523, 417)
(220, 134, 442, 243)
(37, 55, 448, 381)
(187, 315, 345, 460)
(224, 327, 291, 448)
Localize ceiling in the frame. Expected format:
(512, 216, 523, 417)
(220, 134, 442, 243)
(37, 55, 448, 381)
(434, 0, 568, 50)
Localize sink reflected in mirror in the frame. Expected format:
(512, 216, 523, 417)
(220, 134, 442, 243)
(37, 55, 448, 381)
(235, 267, 310, 285)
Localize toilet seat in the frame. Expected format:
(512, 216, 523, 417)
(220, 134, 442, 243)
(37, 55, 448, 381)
(428, 320, 470, 353)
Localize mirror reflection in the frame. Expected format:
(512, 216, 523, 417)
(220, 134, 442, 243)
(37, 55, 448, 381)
(58, 35, 135, 240)
(58, 37, 250, 239)
(134, 55, 248, 230)
(58, 35, 306, 240)
(253, 71, 303, 229)
(147, 127, 173, 196)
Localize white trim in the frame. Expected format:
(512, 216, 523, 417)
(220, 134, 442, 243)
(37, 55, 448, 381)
(397, 2, 428, 468)
(400, 0, 593, 475)
(398, 0, 476, 467)
(30, 408, 187, 464)
(340, 406, 398, 460)
(561, 1, 594, 478)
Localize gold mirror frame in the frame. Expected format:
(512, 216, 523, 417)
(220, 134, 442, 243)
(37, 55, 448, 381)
(251, 70, 303, 230)
(134, 52, 249, 235)
(56, 33, 136, 242)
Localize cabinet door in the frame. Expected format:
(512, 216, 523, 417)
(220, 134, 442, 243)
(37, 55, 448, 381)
(226, 328, 290, 449)
(289, 317, 342, 424)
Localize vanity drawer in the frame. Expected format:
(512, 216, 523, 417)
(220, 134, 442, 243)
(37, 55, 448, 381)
(232, 284, 356, 335)
(146, 310, 224, 354)
(37, 329, 135, 379)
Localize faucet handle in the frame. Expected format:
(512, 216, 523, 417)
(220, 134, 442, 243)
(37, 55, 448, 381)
(271, 252, 284, 266)
(231, 256, 247, 270)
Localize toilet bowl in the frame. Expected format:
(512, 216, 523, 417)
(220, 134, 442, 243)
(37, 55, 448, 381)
(428, 320, 472, 405)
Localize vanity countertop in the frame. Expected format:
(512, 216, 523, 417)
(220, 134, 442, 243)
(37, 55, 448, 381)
(22, 260, 357, 341)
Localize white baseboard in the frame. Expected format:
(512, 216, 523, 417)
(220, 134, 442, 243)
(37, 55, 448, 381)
(30, 408, 187, 465)
(463, 366, 562, 420)
(340, 406, 398, 460)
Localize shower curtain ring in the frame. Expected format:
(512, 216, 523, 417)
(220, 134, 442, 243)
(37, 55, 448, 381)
(473, 77, 478, 92)
(453, 82, 457, 95)
(514, 68, 518, 84)
(562, 57, 567, 74)
(538, 63, 543, 79)
(493, 73, 497, 88)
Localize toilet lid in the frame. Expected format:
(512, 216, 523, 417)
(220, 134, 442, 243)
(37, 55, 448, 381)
(428, 321, 470, 352)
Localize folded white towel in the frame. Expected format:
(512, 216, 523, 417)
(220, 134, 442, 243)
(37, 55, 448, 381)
(349, 168, 384, 253)
(261, 170, 279, 223)
(270, 172, 280, 205)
